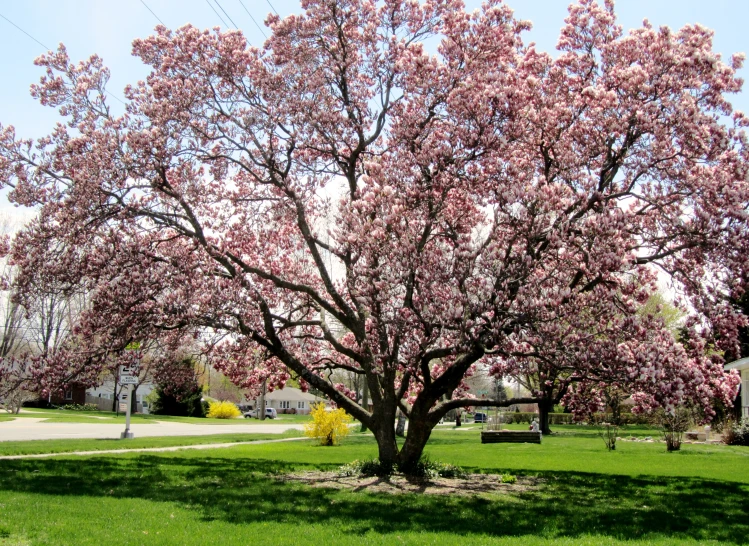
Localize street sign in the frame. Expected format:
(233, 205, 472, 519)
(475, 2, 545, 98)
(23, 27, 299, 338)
(120, 375, 138, 385)
(119, 365, 135, 376)
(119, 403, 127, 412)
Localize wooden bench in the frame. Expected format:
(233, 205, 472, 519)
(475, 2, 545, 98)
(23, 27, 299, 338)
(481, 431, 542, 444)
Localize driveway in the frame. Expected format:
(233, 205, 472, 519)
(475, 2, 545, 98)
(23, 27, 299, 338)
(0, 417, 304, 442)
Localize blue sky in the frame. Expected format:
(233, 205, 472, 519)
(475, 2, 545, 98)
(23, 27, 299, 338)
(0, 0, 743, 297)
(0, 1, 746, 139)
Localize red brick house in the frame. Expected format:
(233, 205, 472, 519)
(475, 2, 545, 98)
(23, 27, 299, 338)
(49, 384, 87, 406)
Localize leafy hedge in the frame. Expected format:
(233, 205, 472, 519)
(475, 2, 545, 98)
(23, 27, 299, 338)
(59, 404, 99, 412)
(489, 411, 652, 425)
(495, 412, 572, 424)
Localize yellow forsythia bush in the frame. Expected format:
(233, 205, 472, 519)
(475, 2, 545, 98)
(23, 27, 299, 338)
(304, 402, 352, 446)
(207, 401, 242, 419)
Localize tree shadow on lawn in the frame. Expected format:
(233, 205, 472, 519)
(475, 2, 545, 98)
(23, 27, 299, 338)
(1, 456, 747, 544)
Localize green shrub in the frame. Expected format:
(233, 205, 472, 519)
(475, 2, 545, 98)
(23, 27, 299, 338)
(304, 403, 352, 446)
(405, 456, 437, 479)
(60, 404, 99, 412)
(339, 457, 468, 479)
(504, 412, 537, 424)
(549, 413, 575, 425)
(206, 401, 241, 419)
(337, 460, 363, 477)
(405, 456, 468, 479)
(499, 411, 650, 426)
(723, 419, 749, 446)
(433, 463, 468, 479)
(362, 458, 394, 477)
(338, 458, 394, 478)
(151, 384, 205, 417)
(501, 473, 517, 484)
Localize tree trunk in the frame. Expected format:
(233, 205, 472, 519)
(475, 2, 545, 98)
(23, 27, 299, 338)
(372, 421, 398, 468)
(397, 414, 433, 472)
(258, 380, 266, 421)
(610, 396, 621, 427)
(538, 398, 552, 435)
(359, 381, 369, 433)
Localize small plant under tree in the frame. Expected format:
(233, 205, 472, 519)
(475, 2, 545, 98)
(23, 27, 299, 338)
(592, 416, 619, 451)
(654, 408, 695, 452)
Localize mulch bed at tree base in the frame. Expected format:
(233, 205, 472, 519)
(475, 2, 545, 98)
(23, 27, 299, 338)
(278, 471, 542, 496)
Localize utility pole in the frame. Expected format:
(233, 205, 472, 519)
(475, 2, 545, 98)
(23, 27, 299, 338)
(120, 382, 134, 439)
(119, 346, 139, 439)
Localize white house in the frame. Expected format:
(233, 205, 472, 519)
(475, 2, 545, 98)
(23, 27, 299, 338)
(725, 357, 749, 419)
(257, 387, 323, 415)
(86, 380, 155, 413)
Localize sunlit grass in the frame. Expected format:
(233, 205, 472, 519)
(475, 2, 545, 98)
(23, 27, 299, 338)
(0, 429, 747, 544)
(0, 430, 304, 456)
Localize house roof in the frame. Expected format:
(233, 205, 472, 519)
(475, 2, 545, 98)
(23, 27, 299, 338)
(725, 357, 749, 371)
(264, 387, 321, 402)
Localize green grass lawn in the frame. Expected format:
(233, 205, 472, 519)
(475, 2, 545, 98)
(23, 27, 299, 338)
(0, 428, 746, 545)
(0, 430, 304, 456)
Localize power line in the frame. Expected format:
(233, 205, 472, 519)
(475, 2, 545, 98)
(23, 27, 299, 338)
(265, 0, 280, 16)
(102, 90, 127, 107)
(0, 10, 127, 107)
(205, 0, 229, 28)
(138, 0, 166, 27)
(214, 0, 239, 29)
(0, 12, 50, 50)
(238, 0, 268, 39)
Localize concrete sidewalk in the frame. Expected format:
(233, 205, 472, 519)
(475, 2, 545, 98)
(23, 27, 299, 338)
(0, 436, 307, 460)
(0, 417, 305, 442)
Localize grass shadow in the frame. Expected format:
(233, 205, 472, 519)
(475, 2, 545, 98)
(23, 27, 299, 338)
(1, 454, 748, 543)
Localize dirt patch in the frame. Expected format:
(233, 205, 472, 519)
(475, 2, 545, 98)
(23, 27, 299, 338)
(279, 471, 541, 496)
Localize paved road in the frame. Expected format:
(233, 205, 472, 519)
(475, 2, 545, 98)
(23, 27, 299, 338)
(0, 417, 305, 442)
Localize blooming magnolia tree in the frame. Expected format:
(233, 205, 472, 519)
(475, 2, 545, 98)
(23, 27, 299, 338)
(0, 0, 746, 467)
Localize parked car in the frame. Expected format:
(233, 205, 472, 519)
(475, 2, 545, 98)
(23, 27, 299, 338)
(473, 412, 487, 423)
(243, 407, 277, 419)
